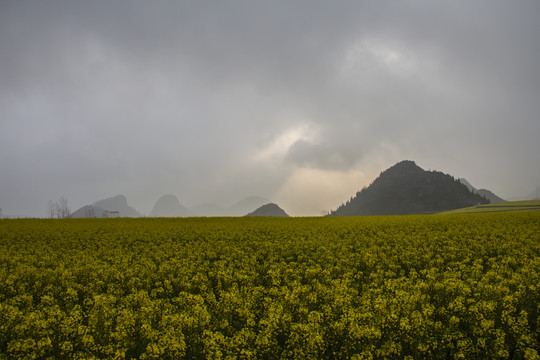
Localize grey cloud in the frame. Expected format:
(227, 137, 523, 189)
(286, 139, 360, 171)
(1, 0, 540, 216)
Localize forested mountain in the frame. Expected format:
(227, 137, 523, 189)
(331, 160, 489, 216)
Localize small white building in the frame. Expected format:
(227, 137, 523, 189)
(103, 210, 120, 218)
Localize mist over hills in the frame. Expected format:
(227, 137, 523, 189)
(93, 195, 142, 217)
(192, 196, 271, 216)
(71, 195, 142, 218)
(70, 205, 107, 218)
(228, 196, 271, 216)
(330, 161, 489, 216)
(476, 189, 505, 204)
(190, 203, 225, 217)
(71, 194, 272, 218)
(67, 162, 534, 218)
(458, 178, 506, 204)
(512, 186, 540, 201)
(528, 187, 540, 200)
(149, 194, 192, 217)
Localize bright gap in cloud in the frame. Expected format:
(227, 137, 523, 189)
(273, 167, 369, 216)
(252, 123, 320, 162)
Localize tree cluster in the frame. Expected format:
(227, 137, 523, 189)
(46, 197, 71, 219)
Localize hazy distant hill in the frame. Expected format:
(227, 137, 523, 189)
(526, 186, 540, 200)
(191, 203, 226, 217)
(93, 195, 142, 217)
(149, 194, 192, 217)
(458, 178, 505, 203)
(507, 186, 540, 201)
(330, 161, 489, 216)
(245, 203, 289, 217)
(70, 205, 107, 218)
(192, 196, 270, 216)
(476, 189, 505, 204)
(71, 194, 142, 218)
(228, 196, 271, 216)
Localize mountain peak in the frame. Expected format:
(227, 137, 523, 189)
(459, 178, 505, 203)
(381, 160, 423, 177)
(331, 161, 489, 216)
(93, 194, 128, 209)
(150, 194, 191, 217)
(246, 203, 289, 217)
(73, 194, 142, 218)
(392, 159, 419, 169)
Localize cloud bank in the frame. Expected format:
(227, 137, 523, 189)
(1, 1, 539, 216)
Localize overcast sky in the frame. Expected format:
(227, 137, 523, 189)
(1, 0, 539, 217)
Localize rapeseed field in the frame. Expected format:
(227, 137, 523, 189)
(0, 213, 538, 359)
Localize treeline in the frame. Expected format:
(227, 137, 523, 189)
(0, 214, 539, 359)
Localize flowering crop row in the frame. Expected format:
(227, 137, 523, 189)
(0, 213, 539, 359)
